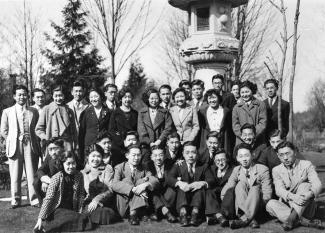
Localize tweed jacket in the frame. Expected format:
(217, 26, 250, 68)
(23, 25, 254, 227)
(137, 107, 174, 145)
(221, 163, 272, 202)
(35, 102, 77, 145)
(0, 105, 41, 157)
(81, 164, 114, 204)
(169, 104, 200, 143)
(38, 171, 85, 220)
(272, 159, 322, 202)
(232, 98, 267, 142)
(111, 162, 159, 197)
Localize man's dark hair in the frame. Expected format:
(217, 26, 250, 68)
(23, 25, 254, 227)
(47, 137, 64, 148)
(32, 88, 45, 97)
(72, 80, 85, 89)
(231, 80, 241, 88)
(13, 84, 28, 95)
(167, 132, 180, 141)
(159, 84, 171, 92)
(179, 80, 191, 88)
(191, 79, 205, 89)
(182, 141, 197, 151)
(203, 89, 223, 103)
(236, 143, 252, 155)
(104, 83, 118, 92)
(124, 131, 139, 141)
(150, 145, 165, 153)
(96, 131, 112, 142)
(126, 143, 141, 153)
(264, 79, 279, 89)
(240, 123, 256, 135)
(52, 85, 66, 95)
(212, 74, 224, 83)
(206, 131, 221, 140)
(268, 129, 282, 139)
(275, 141, 296, 153)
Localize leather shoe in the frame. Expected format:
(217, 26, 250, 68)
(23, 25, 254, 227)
(249, 219, 260, 228)
(10, 204, 20, 209)
(129, 214, 140, 225)
(190, 212, 200, 226)
(300, 218, 324, 230)
(179, 214, 190, 227)
(166, 212, 177, 223)
(150, 213, 158, 221)
(229, 219, 248, 229)
(217, 216, 229, 227)
(207, 216, 218, 225)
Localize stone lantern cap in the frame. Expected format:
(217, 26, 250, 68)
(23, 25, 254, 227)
(168, 0, 248, 10)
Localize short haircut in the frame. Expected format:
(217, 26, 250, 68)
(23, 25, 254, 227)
(104, 83, 118, 92)
(183, 141, 197, 151)
(268, 129, 282, 139)
(167, 132, 180, 141)
(52, 85, 65, 95)
(86, 143, 104, 157)
(47, 137, 64, 148)
(61, 151, 77, 163)
(212, 74, 224, 83)
(203, 89, 223, 103)
(231, 80, 241, 88)
(240, 123, 256, 135)
(32, 88, 45, 97)
(151, 144, 165, 153)
(215, 149, 227, 156)
(96, 131, 112, 142)
(172, 87, 187, 101)
(142, 88, 160, 106)
(179, 80, 191, 88)
(13, 84, 28, 95)
(72, 80, 85, 89)
(206, 131, 221, 140)
(126, 143, 141, 153)
(264, 79, 279, 89)
(191, 79, 204, 89)
(236, 143, 252, 155)
(117, 87, 133, 102)
(124, 131, 139, 141)
(275, 141, 296, 153)
(89, 87, 105, 100)
(159, 84, 171, 92)
(239, 80, 257, 95)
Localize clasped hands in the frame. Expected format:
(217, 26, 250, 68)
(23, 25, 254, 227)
(176, 181, 207, 192)
(132, 182, 151, 200)
(289, 191, 313, 206)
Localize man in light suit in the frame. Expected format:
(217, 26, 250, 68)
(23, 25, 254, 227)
(0, 85, 41, 208)
(266, 141, 323, 231)
(221, 143, 272, 229)
(66, 80, 89, 134)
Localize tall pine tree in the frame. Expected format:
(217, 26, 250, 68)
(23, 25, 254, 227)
(41, 0, 105, 95)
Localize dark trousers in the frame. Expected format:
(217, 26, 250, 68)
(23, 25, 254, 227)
(176, 188, 205, 213)
(152, 187, 177, 211)
(33, 177, 45, 203)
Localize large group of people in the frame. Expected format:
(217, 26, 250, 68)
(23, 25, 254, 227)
(0, 74, 323, 233)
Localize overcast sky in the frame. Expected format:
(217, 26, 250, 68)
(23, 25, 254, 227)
(0, 0, 324, 112)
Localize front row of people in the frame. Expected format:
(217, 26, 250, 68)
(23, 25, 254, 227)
(34, 134, 323, 232)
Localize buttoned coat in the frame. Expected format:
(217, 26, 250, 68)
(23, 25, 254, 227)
(137, 107, 174, 145)
(0, 105, 41, 158)
(232, 98, 267, 145)
(221, 163, 272, 202)
(169, 104, 199, 143)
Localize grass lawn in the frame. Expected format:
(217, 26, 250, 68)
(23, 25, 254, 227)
(0, 151, 324, 233)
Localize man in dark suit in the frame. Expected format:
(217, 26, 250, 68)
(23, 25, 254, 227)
(198, 131, 222, 165)
(165, 132, 183, 163)
(189, 79, 207, 111)
(263, 79, 290, 139)
(145, 145, 177, 222)
(167, 142, 216, 227)
(159, 85, 173, 110)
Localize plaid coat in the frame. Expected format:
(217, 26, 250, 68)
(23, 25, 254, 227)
(38, 171, 85, 220)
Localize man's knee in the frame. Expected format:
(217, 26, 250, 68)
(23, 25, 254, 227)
(235, 181, 248, 194)
(296, 182, 312, 195)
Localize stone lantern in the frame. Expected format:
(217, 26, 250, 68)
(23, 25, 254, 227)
(168, 0, 248, 89)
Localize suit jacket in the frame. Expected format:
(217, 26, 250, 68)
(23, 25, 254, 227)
(232, 98, 267, 145)
(137, 107, 174, 145)
(111, 162, 159, 197)
(188, 99, 208, 112)
(165, 149, 183, 164)
(67, 99, 89, 132)
(145, 160, 174, 189)
(38, 171, 85, 220)
(210, 164, 234, 195)
(264, 97, 290, 138)
(221, 163, 272, 202)
(35, 155, 62, 181)
(167, 162, 216, 188)
(79, 105, 111, 151)
(198, 148, 215, 165)
(257, 146, 281, 172)
(0, 105, 41, 157)
(108, 107, 138, 147)
(272, 159, 322, 202)
(222, 94, 238, 111)
(169, 104, 200, 143)
(198, 106, 231, 153)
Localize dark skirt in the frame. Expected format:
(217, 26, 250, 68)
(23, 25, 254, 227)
(43, 208, 93, 232)
(88, 206, 120, 225)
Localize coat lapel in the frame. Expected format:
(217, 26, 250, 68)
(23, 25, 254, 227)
(142, 108, 154, 129)
(180, 162, 190, 182)
(153, 109, 165, 130)
(250, 163, 258, 186)
(170, 107, 181, 127)
(180, 106, 191, 124)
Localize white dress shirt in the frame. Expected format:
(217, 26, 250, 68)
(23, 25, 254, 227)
(94, 107, 102, 119)
(207, 106, 224, 132)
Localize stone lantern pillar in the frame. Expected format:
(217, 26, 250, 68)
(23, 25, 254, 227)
(168, 0, 248, 89)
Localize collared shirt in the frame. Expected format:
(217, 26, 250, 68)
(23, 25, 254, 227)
(149, 108, 157, 124)
(187, 162, 196, 175)
(15, 103, 26, 115)
(192, 98, 203, 109)
(177, 106, 185, 121)
(217, 165, 229, 178)
(73, 99, 81, 109)
(106, 100, 116, 110)
(284, 160, 297, 182)
(168, 150, 176, 160)
(268, 96, 277, 107)
(207, 106, 224, 132)
(160, 102, 170, 110)
(94, 107, 102, 119)
(243, 167, 251, 185)
(155, 164, 165, 179)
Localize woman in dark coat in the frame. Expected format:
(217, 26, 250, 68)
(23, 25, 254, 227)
(137, 88, 174, 147)
(79, 87, 110, 167)
(109, 88, 138, 166)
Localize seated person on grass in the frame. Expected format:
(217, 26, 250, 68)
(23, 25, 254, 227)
(145, 145, 177, 222)
(33, 137, 64, 205)
(198, 131, 222, 165)
(165, 132, 183, 163)
(111, 144, 159, 225)
(266, 141, 324, 231)
(221, 143, 272, 229)
(167, 141, 216, 227)
(95, 131, 114, 167)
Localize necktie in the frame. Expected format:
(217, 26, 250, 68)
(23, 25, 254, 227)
(131, 168, 136, 183)
(189, 164, 194, 182)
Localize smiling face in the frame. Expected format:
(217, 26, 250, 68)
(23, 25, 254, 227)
(159, 88, 171, 104)
(89, 91, 102, 108)
(277, 146, 296, 167)
(174, 91, 186, 107)
(121, 92, 133, 108)
(192, 85, 204, 100)
(52, 90, 65, 105)
(33, 91, 45, 107)
(151, 149, 165, 167)
(47, 143, 63, 160)
(265, 82, 277, 99)
(183, 145, 197, 165)
(231, 84, 240, 98)
(206, 136, 220, 154)
(214, 152, 228, 170)
(88, 151, 103, 168)
(105, 87, 117, 102)
(237, 148, 252, 169)
(126, 148, 142, 166)
(212, 78, 223, 92)
(241, 128, 255, 145)
(167, 137, 180, 153)
(14, 89, 28, 106)
(124, 135, 138, 147)
(148, 93, 160, 108)
(71, 86, 84, 102)
(63, 157, 77, 175)
(240, 86, 253, 102)
(97, 137, 112, 154)
(207, 94, 220, 109)
(181, 84, 191, 97)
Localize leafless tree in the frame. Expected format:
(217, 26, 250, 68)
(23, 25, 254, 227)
(82, 0, 162, 83)
(307, 79, 325, 132)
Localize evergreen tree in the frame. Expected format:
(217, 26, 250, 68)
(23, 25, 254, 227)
(41, 0, 105, 95)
